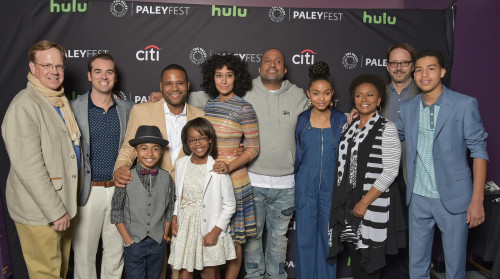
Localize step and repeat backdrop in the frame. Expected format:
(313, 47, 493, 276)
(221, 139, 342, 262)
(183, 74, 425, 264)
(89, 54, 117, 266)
(1, 0, 453, 277)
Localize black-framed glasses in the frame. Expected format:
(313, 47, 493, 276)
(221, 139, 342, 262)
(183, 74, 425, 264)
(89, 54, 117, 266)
(34, 62, 65, 71)
(388, 61, 412, 68)
(187, 136, 209, 145)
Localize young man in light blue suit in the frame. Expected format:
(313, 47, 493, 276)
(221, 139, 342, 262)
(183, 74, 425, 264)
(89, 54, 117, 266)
(397, 49, 488, 279)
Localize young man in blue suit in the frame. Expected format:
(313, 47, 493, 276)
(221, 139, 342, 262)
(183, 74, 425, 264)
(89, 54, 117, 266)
(397, 49, 488, 279)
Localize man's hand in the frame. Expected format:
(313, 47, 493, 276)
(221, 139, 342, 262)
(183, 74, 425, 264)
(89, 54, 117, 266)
(148, 92, 163, 102)
(234, 143, 246, 157)
(51, 213, 70, 231)
(347, 107, 359, 124)
(467, 199, 485, 228)
(114, 165, 132, 188)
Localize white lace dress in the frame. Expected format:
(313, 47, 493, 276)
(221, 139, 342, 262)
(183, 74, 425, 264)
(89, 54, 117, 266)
(168, 161, 236, 271)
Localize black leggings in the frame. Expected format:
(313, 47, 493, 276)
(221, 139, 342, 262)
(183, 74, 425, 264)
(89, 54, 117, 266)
(346, 242, 383, 279)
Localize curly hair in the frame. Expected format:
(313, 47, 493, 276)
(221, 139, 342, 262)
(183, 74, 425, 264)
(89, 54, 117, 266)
(349, 74, 386, 105)
(200, 52, 252, 99)
(308, 61, 333, 89)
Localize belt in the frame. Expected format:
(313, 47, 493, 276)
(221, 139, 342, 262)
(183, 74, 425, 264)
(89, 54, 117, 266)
(91, 180, 115, 187)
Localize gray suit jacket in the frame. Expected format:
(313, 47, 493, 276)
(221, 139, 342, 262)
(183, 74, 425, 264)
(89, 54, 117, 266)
(71, 92, 134, 206)
(381, 80, 420, 183)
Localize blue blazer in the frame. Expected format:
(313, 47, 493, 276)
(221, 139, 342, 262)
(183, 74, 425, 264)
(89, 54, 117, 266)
(397, 86, 488, 213)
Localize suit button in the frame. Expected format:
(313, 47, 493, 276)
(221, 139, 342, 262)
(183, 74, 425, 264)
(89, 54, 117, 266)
(72, 174, 76, 178)
(203, 219, 206, 222)
(71, 155, 75, 158)
(148, 194, 151, 197)
(147, 222, 150, 225)
(203, 204, 206, 208)
(86, 171, 90, 174)
(86, 154, 89, 157)
(147, 213, 150, 216)
(148, 203, 151, 206)
(147, 231, 149, 234)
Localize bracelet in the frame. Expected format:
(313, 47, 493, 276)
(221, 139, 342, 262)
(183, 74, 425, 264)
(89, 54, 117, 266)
(123, 240, 134, 247)
(164, 235, 171, 242)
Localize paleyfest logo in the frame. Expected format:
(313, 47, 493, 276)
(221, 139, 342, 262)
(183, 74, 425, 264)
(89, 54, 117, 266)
(342, 52, 358, 70)
(110, 0, 128, 17)
(268, 7, 286, 23)
(136, 45, 161, 61)
(189, 47, 207, 65)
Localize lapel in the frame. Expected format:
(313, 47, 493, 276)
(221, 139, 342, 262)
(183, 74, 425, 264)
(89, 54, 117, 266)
(115, 99, 127, 146)
(409, 95, 420, 151)
(153, 100, 173, 172)
(202, 156, 215, 197)
(433, 87, 451, 140)
(73, 92, 90, 147)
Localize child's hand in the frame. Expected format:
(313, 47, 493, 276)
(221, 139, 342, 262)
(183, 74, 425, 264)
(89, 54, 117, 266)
(172, 216, 178, 236)
(213, 161, 230, 174)
(203, 226, 222, 246)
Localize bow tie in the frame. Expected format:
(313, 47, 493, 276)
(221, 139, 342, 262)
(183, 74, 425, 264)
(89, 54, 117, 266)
(139, 168, 158, 176)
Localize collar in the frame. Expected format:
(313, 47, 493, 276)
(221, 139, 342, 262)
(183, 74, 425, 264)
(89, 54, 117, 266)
(420, 89, 444, 109)
(88, 91, 116, 109)
(163, 100, 187, 116)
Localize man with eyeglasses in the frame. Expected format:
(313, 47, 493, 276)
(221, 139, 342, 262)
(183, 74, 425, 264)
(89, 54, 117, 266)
(2, 40, 81, 278)
(70, 53, 134, 279)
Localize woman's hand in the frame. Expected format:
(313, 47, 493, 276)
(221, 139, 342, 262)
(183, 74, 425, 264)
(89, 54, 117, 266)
(353, 200, 369, 218)
(203, 226, 222, 246)
(212, 161, 230, 174)
(172, 216, 178, 236)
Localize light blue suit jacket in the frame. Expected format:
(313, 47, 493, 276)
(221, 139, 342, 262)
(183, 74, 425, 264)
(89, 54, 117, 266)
(397, 86, 488, 214)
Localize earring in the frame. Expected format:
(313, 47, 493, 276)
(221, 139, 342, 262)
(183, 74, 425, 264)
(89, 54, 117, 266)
(307, 99, 312, 108)
(329, 101, 334, 108)
(377, 105, 382, 112)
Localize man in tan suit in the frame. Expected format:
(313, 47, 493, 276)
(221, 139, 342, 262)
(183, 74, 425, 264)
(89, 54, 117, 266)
(2, 40, 81, 278)
(114, 64, 204, 279)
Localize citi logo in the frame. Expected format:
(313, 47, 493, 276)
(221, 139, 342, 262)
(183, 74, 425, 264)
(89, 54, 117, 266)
(212, 5, 247, 17)
(363, 11, 396, 25)
(50, 0, 87, 13)
(292, 49, 316, 65)
(136, 45, 161, 61)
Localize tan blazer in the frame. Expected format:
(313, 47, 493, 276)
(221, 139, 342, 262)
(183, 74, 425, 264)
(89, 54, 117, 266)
(114, 99, 204, 178)
(1, 82, 79, 225)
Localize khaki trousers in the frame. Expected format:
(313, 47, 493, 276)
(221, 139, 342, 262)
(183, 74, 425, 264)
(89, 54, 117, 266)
(15, 221, 73, 279)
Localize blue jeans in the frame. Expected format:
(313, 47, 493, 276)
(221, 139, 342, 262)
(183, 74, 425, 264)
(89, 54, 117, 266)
(124, 237, 166, 279)
(243, 187, 295, 279)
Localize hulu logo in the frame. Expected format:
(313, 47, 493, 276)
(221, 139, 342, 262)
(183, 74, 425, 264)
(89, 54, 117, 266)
(50, 0, 87, 13)
(363, 11, 396, 25)
(212, 5, 247, 17)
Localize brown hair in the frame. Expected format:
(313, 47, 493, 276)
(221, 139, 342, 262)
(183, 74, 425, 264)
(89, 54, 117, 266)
(28, 40, 66, 63)
(88, 53, 115, 72)
(386, 43, 416, 63)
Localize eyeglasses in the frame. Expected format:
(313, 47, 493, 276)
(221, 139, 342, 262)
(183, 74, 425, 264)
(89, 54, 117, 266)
(388, 61, 412, 68)
(187, 136, 209, 145)
(34, 62, 65, 72)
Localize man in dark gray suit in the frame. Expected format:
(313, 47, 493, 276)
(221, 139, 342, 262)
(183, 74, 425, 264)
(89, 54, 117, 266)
(71, 53, 134, 279)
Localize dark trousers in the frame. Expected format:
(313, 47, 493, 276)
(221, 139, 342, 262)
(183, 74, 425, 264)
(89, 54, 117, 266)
(346, 243, 382, 279)
(124, 236, 166, 279)
(382, 168, 410, 279)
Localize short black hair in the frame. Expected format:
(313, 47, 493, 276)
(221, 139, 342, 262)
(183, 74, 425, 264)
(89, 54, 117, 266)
(161, 64, 189, 82)
(349, 74, 386, 105)
(415, 49, 445, 68)
(181, 117, 218, 159)
(200, 52, 252, 99)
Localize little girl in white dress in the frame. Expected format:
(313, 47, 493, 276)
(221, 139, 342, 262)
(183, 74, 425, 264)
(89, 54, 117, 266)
(168, 117, 236, 278)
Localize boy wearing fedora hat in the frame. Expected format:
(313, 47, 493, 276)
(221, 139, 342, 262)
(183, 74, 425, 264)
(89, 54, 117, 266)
(111, 125, 175, 279)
